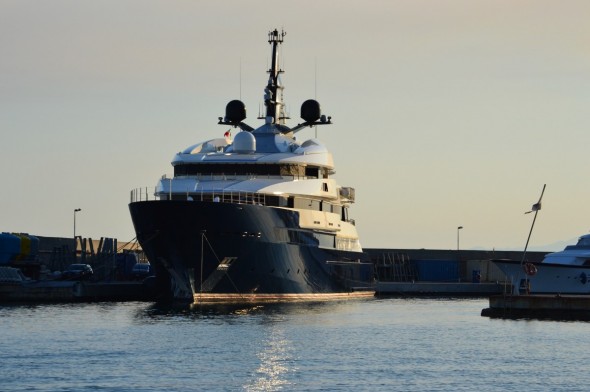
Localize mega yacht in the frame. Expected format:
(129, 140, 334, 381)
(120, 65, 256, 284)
(493, 234, 590, 294)
(129, 29, 375, 303)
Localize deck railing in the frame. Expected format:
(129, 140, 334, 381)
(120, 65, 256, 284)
(130, 187, 155, 203)
(130, 187, 268, 206)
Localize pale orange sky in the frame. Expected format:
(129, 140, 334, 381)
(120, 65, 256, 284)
(1, 0, 589, 250)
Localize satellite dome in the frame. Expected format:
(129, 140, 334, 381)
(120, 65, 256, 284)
(301, 99, 321, 123)
(233, 131, 256, 154)
(225, 100, 247, 124)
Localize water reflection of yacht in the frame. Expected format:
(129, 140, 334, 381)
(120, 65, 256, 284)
(493, 234, 590, 294)
(129, 29, 375, 303)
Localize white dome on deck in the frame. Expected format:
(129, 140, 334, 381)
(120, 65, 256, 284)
(233, 131, 256, 154)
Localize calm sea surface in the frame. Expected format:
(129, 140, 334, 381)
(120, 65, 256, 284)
(1, 298, 588, 391)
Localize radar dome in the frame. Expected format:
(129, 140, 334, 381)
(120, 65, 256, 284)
(233, 131, 256, 154)
(301, 99, 321, 123)
(225, 100, 247, 124)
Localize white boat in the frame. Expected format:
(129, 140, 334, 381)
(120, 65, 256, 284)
(493, 234, 590, 294)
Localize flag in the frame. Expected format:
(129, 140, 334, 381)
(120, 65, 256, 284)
(525, 184, 546, 214)
(525, 202, 542, 214)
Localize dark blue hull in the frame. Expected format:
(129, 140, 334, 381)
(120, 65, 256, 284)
(129, 201, 375, 300)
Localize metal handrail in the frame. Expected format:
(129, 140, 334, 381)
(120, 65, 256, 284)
(130, 187, 156, 203)
(130, 187, 267, 206)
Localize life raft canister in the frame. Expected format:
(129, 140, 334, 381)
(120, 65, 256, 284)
(523, 262, 538, 276)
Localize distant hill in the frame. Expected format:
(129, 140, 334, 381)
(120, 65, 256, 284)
(469, 237, 579, 253)
(525, 238, 578, 252)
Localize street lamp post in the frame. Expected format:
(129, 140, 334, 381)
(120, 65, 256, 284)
(74, 208, 81, 239)
(457, 226, 464, 280)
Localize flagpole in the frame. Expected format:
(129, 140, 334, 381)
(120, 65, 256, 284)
(521, 209, 539, 266)
(521, 184, 546, 266)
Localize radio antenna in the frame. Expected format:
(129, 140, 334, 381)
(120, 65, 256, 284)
(315, 57, 318, 138)
(239, 57, 242, 100)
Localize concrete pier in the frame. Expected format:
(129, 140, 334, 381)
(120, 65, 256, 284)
(482, 294, 590, 320)
(0, 281, 154, 302)
(377, 281, 508, 296)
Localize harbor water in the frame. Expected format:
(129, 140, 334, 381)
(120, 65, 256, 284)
(1, 298, 588, 391)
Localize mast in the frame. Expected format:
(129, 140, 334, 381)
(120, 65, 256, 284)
(220, 29, 331, 134)
(264, 29, 287, 125)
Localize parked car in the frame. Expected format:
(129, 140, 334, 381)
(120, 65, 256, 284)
(62, 264, 93, 280)
(131, 263, 152, 280)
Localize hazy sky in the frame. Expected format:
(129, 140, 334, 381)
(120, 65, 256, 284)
(1, 0, 589, 251)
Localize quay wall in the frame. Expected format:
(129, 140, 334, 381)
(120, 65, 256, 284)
(365, 248, 547, 283)
(3, 235, 544, 284)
